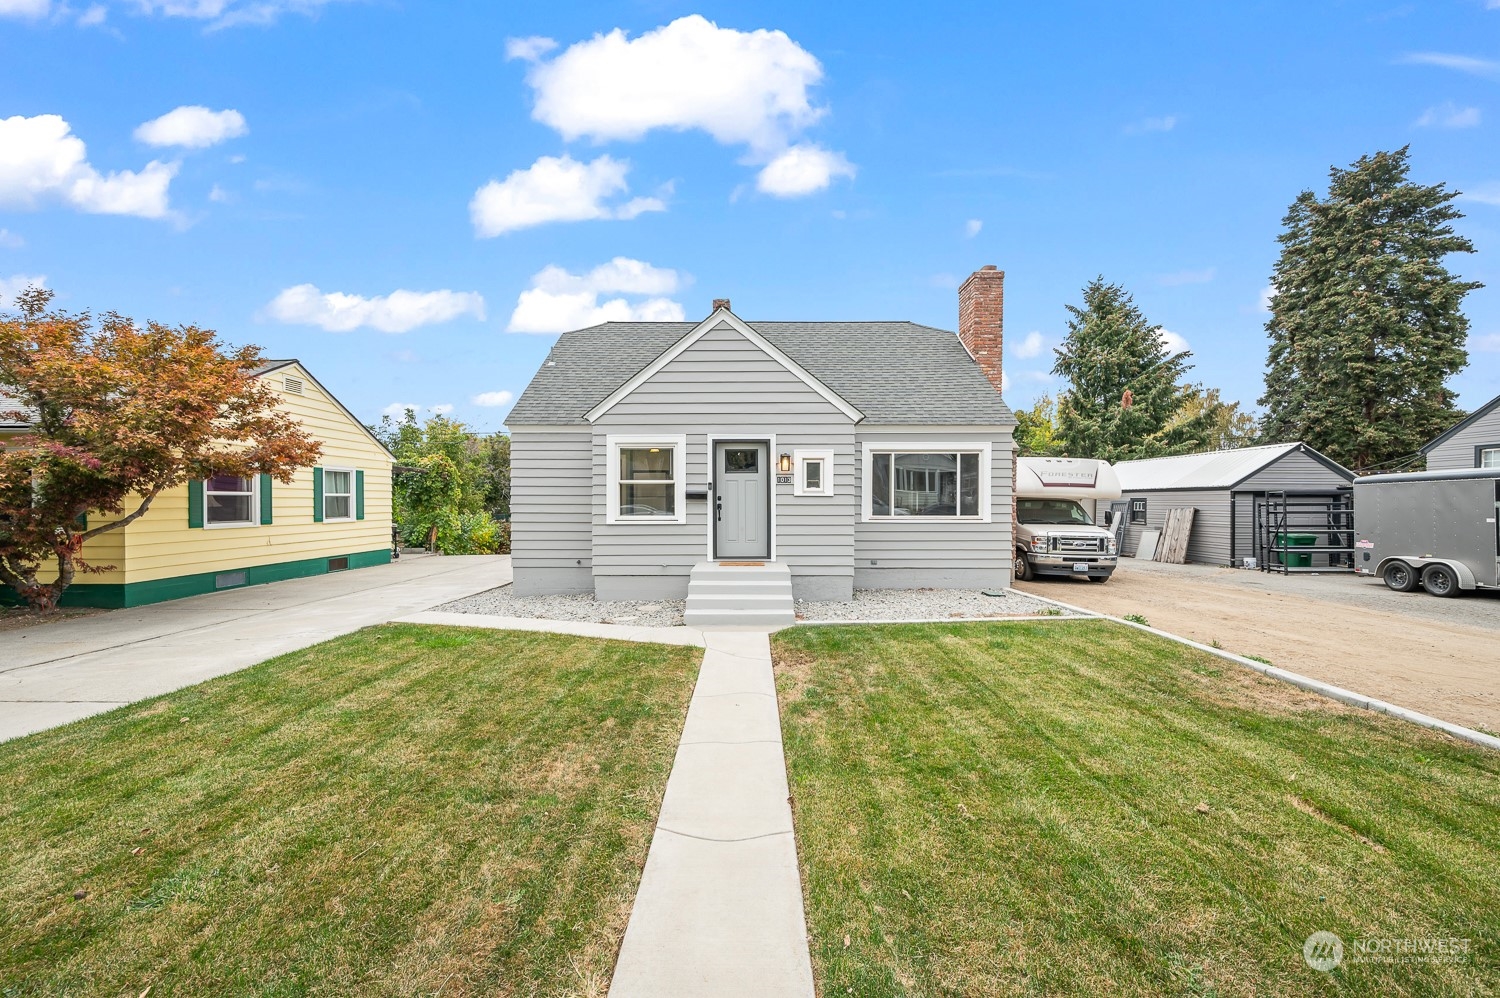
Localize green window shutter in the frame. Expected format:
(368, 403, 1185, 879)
(188, 479, 204, 528)
(260, 474, 273, 525)
(355, 470, 365, 520)
(312, 466, 324, 523)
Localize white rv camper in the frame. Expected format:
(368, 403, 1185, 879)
(1014, 457, 1123, 583)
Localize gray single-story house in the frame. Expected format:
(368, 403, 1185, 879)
(505, 267, 1017, 621)
(1113, 442, 1354, 566)
(1421, 392, 1500, 471)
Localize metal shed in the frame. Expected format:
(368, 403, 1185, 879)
(1112, 443, 1354, 566)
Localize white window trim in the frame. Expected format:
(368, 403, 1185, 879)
(860, 441, 992, 523)
(322, 466, 356, 523)
(204, 475, 259, 530)
(1480, 446, 1500, 470)
(793, 449, 834, 497)
(607, 434, 687, 525)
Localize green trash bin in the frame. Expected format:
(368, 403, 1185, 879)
(1274, 533, 1316, 568)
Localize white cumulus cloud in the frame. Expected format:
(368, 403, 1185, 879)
(508, 258, 686, 333)
(517, 14, 853, 197)
(135, 106, 248, 149)
(470, 154, 665, 237)
(0, 0, 48, 17)
(1013, 331, 1045, 359)
(1415, 102, 1481, 128)
(505, 35, 557, 62)
(133, 0, 343, 30)
(755, 144, 855, 197)
(524, 14, 825, 151)
(1158, 328, 1191, 354)
(471, 390, 515, 407)
(266, 284, 486, 333)
(0, 114, 177, 219)
(964, 219, 983, 238)
(0, 273, 46, 309)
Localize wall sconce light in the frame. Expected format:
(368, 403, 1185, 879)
(778, 452, 793, 473)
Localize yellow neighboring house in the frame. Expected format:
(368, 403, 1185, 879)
(0, 359, 395, 609)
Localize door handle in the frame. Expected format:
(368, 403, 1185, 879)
(716, 496, 722, 521)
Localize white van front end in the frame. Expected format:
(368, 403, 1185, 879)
(1014, 458, 1123, 584)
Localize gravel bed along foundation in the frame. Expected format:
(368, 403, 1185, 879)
(795, 587, 1082, 622)
(437, 585, 1080, 628)
(435, 587, 687, 627)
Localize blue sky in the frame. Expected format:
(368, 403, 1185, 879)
(2, 1, 1498, 434)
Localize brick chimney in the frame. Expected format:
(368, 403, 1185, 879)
(712, 298, 731, 312)
(958, 265, 1004, 394)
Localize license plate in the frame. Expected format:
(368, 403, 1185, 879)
(1072, 562, 1090, 573)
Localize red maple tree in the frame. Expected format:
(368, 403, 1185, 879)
(0, 288, 322, 611)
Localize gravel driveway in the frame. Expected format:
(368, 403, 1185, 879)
(1020, 559, 1500, 734)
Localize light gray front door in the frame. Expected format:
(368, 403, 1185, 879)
(715, 442, 769, 559)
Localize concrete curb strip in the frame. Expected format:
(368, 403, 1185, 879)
(1016, 589, 1500, 753)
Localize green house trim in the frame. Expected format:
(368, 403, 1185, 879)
(0, 548, 392, 609)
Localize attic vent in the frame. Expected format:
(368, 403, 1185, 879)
(283, 376, 305, 395)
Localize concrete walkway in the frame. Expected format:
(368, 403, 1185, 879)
(610, 628, 815, 998)
(0, 555, 511, 741)
(406, 612, 816, 996)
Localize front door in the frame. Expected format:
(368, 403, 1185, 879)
(715, 442, 770, 559)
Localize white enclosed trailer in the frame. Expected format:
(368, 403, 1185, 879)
(1353, 468, 1500, 597)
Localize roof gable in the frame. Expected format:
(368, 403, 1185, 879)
(1420, 392, 1500, 455)
(508, 317, 1015, 427)
(585, 310, 863, 423)
(259, 360, 396, 461)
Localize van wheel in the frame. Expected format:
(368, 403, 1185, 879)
(1421, 563, 1460, 598)
(1014, 551, 1033, 582)
(1382, 562, 1419, 593)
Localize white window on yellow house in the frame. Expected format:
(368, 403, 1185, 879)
(205, 474, 257, 527)
(323, 469, 354, 521)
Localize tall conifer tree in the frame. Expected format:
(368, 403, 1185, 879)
(1260, 147, 1479, 470)
(1053, 278, 1213, 461)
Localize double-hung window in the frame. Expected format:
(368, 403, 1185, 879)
(1481, 447, 1500, 469)
(607, 435, 686, 523)
(205, 474, 256, 527)
(863, 444, 989, 520)
(323, 469, 354, 521)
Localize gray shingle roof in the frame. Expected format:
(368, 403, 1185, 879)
(507, 320, 1015, 426)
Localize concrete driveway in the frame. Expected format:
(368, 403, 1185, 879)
(0, 554, 512, 742)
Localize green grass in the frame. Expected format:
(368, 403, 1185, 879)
(774, 620, 1500, 997)
(0, 624, 701, 998)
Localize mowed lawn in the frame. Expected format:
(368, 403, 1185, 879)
(0, 624, 701, 998)
(774, 621, 1500, 997)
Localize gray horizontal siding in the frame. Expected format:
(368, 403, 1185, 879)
(1235, 449, 1352, 492)
(853, 429, 1014, 575)
(1427, 406, 1500, 471)
(592, 322, 856, 585)
(1119, 489, 1233, 565)
(510, 429, 592, 571)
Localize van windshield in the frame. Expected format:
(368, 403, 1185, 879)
(1017, 499, 1094, 526)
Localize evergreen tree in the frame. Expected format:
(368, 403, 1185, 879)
(1052, 278, 1213, 461)
(1259, 147, 1480, 470)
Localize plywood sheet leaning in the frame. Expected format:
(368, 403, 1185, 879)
(1156, 507, 1196, 564)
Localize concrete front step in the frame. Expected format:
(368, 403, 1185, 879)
(685, 561, 795, 628)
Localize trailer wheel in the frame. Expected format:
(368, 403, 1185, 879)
(1381, 561, 1419, 593)
(1421, 563, 1460, 598)
(1014, 550, 1033, 582)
